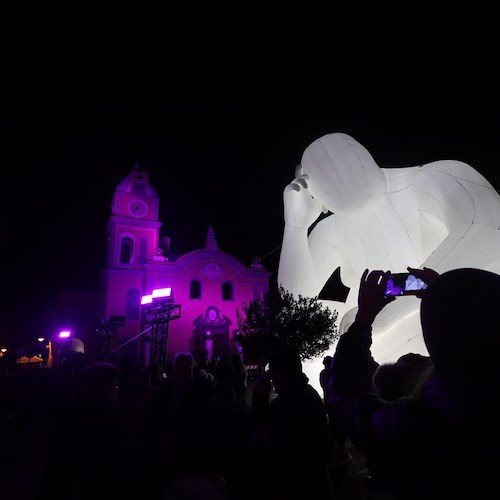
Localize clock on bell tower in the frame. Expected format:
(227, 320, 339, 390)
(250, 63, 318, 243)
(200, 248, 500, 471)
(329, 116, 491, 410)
(127, 199, 148, 218)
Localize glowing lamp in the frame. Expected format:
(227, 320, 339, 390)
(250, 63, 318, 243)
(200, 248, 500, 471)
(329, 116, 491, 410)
(141, 295, 153, 305)
(152, 287, 172, 299)
(142, 287, 172, 305)
(58, 331, 71, 339)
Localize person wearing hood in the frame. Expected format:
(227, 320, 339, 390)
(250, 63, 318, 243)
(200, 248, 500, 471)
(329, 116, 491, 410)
(250, 345, 334, 499)
(327, 267, 500, 499)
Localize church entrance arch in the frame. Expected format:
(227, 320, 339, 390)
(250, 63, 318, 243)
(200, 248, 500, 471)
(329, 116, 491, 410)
(193, 305, 232, 362)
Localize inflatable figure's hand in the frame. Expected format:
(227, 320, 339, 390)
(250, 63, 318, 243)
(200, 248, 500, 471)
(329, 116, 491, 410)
(283, 174, 326, 229)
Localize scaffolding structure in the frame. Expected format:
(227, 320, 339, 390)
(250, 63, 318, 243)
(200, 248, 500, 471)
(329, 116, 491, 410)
(96, 315, 126, 361)
(142, 298, 181, 371)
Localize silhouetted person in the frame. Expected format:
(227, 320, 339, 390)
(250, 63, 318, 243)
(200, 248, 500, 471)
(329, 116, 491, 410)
(328, 267, 500, 499)
(373, 353, 432, 401)
(194, 356, 216, 385)
(208, 356, 218, 377)
(148, 351, 223, 486)
(215, 354, 237, 406)
(120, 366, 161, 449)
(320, 354, 347, 452)
(231, 353, 248, 407)
(319, 355, 332, 402)
(148, 361, 165, 388)
(38, 361, 131, 500)
(250, 346, 333, 499)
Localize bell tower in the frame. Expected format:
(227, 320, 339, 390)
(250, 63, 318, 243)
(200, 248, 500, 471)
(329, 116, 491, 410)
(100, 163, 164, 363)
(107, 163, 162, 269)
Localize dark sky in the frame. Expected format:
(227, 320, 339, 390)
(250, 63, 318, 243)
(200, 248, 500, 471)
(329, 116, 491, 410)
(2, 40, 500, 345)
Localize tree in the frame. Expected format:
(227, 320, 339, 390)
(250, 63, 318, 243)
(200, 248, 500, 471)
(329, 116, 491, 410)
(234, 286, 338, 366)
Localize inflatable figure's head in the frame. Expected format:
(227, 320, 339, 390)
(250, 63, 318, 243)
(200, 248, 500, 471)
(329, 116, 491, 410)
(301, 133, 386, 214)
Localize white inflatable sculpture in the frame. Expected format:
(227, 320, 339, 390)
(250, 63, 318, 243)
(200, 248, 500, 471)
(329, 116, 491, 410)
(278, 132, 500, 393)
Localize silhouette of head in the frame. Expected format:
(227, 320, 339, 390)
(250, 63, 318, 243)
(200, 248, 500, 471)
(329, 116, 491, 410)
(231, 353, 243, 366)
(421, 267, 500, 386)
(269, 346, 303, 394)
(173, 351, 195, 381)
(76, 361, 121, 405)
(396, 353, 431, 371)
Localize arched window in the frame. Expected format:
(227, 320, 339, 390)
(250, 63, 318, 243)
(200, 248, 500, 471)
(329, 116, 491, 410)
(222, 281, 233, 301)
(190, 280, 201, 299)
(126, 289, 141, 320)
(120, 236, 134, 264)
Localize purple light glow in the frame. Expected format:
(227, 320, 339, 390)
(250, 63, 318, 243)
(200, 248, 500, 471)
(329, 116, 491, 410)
(58, 331, 71, 338)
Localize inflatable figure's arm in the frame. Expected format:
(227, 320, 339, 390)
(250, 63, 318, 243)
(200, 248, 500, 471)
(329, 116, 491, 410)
(412, 161, 500, 273)
(277, 171, 331, 297)
(283, 172, 325, 230)
(422, 223, 500, 274)
(412, 160, 500, 233)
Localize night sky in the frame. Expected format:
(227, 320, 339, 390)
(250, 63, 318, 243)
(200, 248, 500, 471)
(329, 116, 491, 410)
(2, 40, 500, 347)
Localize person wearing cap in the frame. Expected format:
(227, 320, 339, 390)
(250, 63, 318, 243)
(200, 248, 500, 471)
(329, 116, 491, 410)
(327, 267, 500, 499)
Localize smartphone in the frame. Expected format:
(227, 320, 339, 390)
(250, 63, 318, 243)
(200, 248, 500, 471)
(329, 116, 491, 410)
(384, 272, 428, 297)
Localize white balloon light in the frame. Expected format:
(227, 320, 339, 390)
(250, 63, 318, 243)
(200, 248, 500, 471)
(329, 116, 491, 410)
(278, 132, 500, 394)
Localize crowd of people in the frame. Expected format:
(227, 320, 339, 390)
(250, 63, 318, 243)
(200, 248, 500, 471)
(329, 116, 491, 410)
(327, 266, 500, 499)
(3, 265, 500, 499)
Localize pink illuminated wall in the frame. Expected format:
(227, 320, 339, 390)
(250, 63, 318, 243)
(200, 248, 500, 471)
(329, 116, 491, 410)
(101, 169, 271, 366)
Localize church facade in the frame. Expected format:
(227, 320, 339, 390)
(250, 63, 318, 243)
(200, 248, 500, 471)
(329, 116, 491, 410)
(99, 167, 271, 368)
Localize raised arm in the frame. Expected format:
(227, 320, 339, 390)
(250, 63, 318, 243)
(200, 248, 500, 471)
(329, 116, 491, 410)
(277, 168, 330, 298)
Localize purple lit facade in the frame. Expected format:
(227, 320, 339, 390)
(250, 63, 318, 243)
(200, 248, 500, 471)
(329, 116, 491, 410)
(100, 168, 271, 366)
